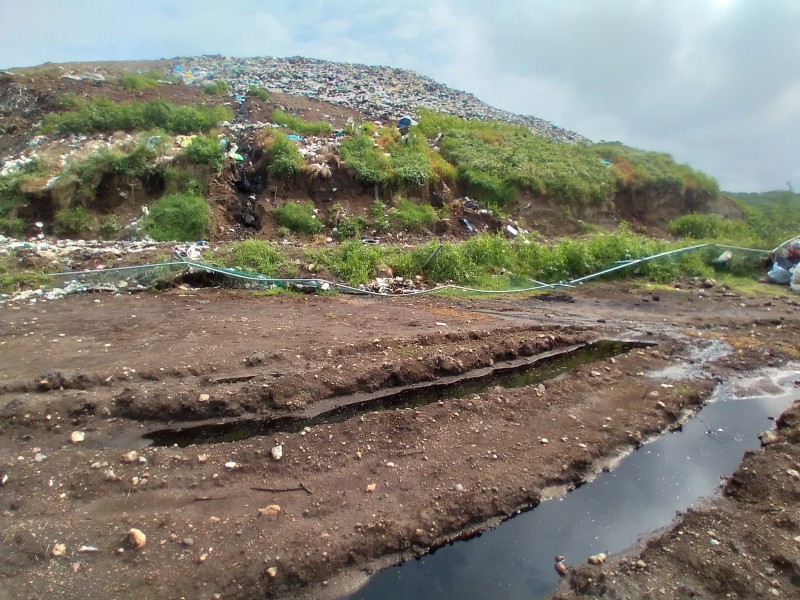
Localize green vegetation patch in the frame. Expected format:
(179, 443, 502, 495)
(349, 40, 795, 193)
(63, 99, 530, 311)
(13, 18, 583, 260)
(43, 97, 231, 135)
(274, 201, 323, 235)
(184, 135, 225, 171)
(592, 142, 719, 196)
(224, 239, 297, 277)
(202, 80, 230, 96)
(248, 86, 271, 102)
(54, 206, 96, 237)
(266, 133, 304, 179)
(271, 109, 332, 136)
(387, 198, 437, 232)
(119, 71, 159, 90)
(143, 193, 210, 241)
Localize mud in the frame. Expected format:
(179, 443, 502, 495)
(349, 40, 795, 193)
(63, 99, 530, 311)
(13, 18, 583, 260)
(0, 280, 799, 599)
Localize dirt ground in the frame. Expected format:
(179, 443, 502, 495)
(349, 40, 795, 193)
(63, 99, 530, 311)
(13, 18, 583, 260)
(1, 279, 800, 600)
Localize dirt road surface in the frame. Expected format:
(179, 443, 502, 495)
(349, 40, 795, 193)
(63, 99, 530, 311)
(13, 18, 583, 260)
(1, 280, 799, 599)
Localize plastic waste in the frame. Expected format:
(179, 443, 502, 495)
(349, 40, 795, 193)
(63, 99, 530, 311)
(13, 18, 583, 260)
(791, 266, 800, 293)
(767, 263, 791, 284)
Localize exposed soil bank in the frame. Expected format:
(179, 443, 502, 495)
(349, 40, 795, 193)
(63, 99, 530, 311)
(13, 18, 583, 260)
(0, 281, 799, 600)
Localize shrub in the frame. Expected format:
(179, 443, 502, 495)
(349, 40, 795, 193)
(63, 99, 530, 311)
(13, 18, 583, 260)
(184, 135, 225, 171)
(54, 206, 96, 236)
(370, 200, 390, 233)
(274, 201, 322, 235)
(333, 216, 366, 241)
(266, 133, 303, 179)
(99, 216, 122, 239)
(42, 97, 231, 135)
(388, 199, 437, 232)
(318, 240, 384, 284)
(271, 109, 332, 136)
(143, 193, 210, 241)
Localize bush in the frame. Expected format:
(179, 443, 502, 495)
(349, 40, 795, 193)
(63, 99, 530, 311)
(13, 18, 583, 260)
(332, 216, 366, 241)
(99, 216, 122, 239)
(388, 199, 437, 232)
(274, 201, 322, 235)
(271, 109, 332, 136)
(0, 217, 25, 237)
(370, 200, 390, 233)
(43, 97, 231, 135)
(143, 193, 210, 241)
(54, 206, 96, 236)
(318, 240, 384, 284)
(184, 135, 225, 170)
(266, 133, 303, 179)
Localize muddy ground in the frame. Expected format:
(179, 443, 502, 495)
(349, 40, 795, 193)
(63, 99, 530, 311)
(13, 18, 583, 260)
(1, 280, 799, 600)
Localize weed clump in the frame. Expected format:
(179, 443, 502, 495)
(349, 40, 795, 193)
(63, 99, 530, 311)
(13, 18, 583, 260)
(229, 239, 297, 277)
(184, 135, 225, 170)
(143, 193, 210, 241)
(388, 199, 437, 232)
(274, 201, 322, 235)
(54, 206, 96, 237)
(119, 72, 159, 90)
(266, 133, 304, 179)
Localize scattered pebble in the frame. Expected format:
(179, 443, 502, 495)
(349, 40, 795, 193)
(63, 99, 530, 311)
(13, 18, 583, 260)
(588, 552, 607, 565)
(51, 543, 67, 557)
(258, 505, 281, 517)
(70, 431, 85, 443)
(366, 483, 377, 493)
(271, 445, 283, 461)
(266, 566, 278, 578)
(128, 528, 146, 549)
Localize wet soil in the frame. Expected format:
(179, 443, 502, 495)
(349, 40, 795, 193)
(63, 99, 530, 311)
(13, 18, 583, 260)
(0, 280, 799, 600)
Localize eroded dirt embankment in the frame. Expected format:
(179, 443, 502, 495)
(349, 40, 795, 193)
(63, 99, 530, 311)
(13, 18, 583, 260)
(0, 282, 798, 600)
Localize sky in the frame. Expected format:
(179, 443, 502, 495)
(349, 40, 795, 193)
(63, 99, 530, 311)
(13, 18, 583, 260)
(1, 0, 798, 193)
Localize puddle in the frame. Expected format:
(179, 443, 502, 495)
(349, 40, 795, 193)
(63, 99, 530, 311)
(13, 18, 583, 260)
(145, 340, 649, 447)
(344, 369, 800, 600)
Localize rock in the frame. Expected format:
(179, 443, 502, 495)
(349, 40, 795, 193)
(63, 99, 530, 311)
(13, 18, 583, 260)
(209, 516, 221, 524)
(258, 505, 281, 517)
(198, 393, 210, 402)
(271, 445, 283, 461)
(70, 431, 85, 443)
(759, 430, 779, 446)
(703, 278, 715, 288)
(34, 453, 47, 462)
(635, 559, 647, 569)
(128, 528, 146, 549)
(78, 545, 99, 553)
(122, 451, 138, 463)
(182, 538, 195, 547)
(266, 566, 278, 578)
(366, 483, 377, 493)
(197, 454, 209, 463)
(540, 438, 549, 444)
(455, 483, 464, 492)
(588, 552, 607, 565)
(105, 468, 120, 481)
(787, 469, 800, 479)
(555, 561, 569, 576)
(656, 401, 667, 409)
(51, 543, 67, 557)
(224, 461, 239, 470)
(589, 370, 602, 378)
(555, 555, 566, 562)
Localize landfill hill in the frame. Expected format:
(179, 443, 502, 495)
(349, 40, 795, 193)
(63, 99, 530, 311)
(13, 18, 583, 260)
(0, 55, 742, 246)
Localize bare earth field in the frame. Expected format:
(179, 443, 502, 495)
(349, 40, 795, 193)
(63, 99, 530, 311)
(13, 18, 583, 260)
(1, 281, 799, 600)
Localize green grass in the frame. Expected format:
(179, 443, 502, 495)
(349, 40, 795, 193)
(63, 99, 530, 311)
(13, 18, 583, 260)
(388, 198, 438, 232)
(142, 193, 210, 241)
(340, 133, 393, 185)
(248, 86, 271, 102)
(119, 71, 159, 90)
(225, 239, 298, 277)
(266, 133, 304, 179)
(332, 215, 367, 241)
(274, 201, 323, 235)
(413, 109, 719, 211)
(202, 80, 230, 96)
(184, 135, 225, 170)
(42, 97, 231, 135)
(0, 217, 26, 237)
(311, 240, 386, 285)
(271, 109, 332, 136)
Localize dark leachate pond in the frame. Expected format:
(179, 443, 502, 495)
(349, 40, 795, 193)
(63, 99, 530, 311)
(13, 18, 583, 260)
(345, 370, 800, 600)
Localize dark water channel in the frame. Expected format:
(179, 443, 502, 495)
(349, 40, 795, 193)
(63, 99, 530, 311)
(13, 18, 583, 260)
(345, 371, 800, 600)
(146, 340, 646, 447)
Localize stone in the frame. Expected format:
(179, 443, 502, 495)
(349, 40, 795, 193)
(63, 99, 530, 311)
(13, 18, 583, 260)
(555, 561, 569, 576)
(70, 431, 85, 443)
(635, 560, 647, 569)
(787, 469, 800, 479)
(128, 528, 146, 549)
(258, 505, 281, 517)
(271, 445, 283, 461)
(122, 451, 138, 463)
(758, 430, 779, 446)
(366, 483, 377, 492)
(51, 543, 67, 557)
(540, 438, 549, 444)
(266, 566, 278, 578)
(224, 461, 238, 470)
(455, 483, 464, 492)
(588, 553, 607, 565)
(209, 516, 221, 524)
(182, 538, 195, 547)
(198, 393, 210, 402)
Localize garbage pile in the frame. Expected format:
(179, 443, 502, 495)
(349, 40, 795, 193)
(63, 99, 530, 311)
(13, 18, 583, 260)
(766, 237, 800, 293)
(171, 56, 588, 144)
(360, 276, 426, 294)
